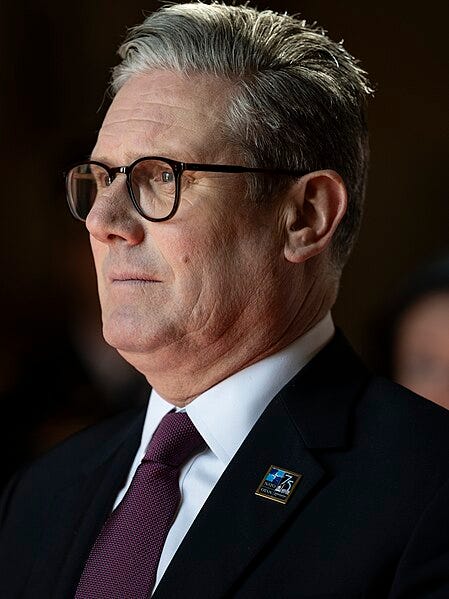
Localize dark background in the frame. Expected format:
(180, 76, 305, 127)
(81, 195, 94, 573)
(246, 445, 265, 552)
(1, 0, 448, 484)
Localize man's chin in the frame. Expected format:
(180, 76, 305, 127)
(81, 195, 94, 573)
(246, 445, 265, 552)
(102, 330, 152, 354)
(101, 320, 171, 356)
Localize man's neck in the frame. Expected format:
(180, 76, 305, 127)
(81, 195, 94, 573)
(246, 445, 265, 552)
(119, 300, 333, 407)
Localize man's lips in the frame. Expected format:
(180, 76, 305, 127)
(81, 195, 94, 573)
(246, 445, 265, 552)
(107, 272, 162, 283)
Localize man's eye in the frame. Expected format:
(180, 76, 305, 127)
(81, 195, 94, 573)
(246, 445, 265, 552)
(100, 173, 112, 186)
(161, 171, 174, 184)
(92, 170, 111, 187)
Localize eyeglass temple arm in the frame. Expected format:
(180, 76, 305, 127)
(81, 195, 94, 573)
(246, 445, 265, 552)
(181, 162, 307, 176)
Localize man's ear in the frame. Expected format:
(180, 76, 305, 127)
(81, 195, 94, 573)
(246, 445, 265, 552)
(282, 170, 347, 264)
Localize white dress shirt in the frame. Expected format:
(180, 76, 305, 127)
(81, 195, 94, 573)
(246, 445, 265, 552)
(112, 312, 334, 590)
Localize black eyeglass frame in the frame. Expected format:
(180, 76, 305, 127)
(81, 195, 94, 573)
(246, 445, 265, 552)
(64, 156, 309, 222)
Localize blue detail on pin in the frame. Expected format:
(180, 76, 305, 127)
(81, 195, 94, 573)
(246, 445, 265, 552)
(265, 468, 285, 485)
(255, 465, 302, 504)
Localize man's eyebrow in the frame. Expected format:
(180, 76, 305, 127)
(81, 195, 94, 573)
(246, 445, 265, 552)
(89, 151, 146, 165)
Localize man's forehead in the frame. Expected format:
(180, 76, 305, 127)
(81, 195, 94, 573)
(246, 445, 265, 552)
(103, 71, 228, 126)
(96, 70, 231, 161)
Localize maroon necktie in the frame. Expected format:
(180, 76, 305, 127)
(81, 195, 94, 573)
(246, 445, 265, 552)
(75, 411, 205, 599)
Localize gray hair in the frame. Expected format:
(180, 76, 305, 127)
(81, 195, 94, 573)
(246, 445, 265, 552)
(112, 2, 373, 269)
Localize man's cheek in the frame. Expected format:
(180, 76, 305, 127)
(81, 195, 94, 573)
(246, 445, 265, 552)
(170, 237, 208, 268)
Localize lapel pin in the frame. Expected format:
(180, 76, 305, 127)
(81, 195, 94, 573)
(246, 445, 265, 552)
(255, 465, 303, 504)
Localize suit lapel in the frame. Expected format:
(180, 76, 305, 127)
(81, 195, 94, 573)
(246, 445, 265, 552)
(154, 331, 370, 598)
(24, 407, 146, 599)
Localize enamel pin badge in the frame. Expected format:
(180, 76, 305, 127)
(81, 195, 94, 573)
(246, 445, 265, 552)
(255, 465, 302, 504)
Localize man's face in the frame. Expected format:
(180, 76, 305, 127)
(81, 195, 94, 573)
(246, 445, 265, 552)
(88, 70, 287, 362)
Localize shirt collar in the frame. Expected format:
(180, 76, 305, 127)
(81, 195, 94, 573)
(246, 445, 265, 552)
(142, 313, 334, 466)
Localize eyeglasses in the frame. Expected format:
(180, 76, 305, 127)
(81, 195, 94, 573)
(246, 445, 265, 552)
(64, 156, 307, 222)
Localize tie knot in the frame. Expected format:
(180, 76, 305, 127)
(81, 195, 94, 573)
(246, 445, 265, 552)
(143, 411, 205, 467)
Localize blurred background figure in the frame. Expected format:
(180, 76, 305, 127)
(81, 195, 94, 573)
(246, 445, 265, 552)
(373, 251, 449, 410)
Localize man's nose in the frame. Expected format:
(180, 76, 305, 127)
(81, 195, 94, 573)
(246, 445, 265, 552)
(85, 175, 144, 245)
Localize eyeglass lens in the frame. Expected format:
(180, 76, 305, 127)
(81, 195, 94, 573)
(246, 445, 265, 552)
(66, 159, 177, 221)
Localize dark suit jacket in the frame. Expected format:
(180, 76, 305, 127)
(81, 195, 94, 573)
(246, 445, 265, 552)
(1, 332, 449, 598)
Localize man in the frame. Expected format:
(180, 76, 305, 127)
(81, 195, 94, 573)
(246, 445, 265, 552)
(1, 3, 449, 597)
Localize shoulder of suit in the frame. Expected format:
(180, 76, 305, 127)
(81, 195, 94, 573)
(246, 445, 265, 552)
(355, 374, 449, 472)
(362, 374, 449, 431)
(6, 406, 145, 487)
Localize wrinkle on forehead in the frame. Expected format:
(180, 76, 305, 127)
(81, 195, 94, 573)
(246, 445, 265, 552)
(102, 105, 175, 129)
